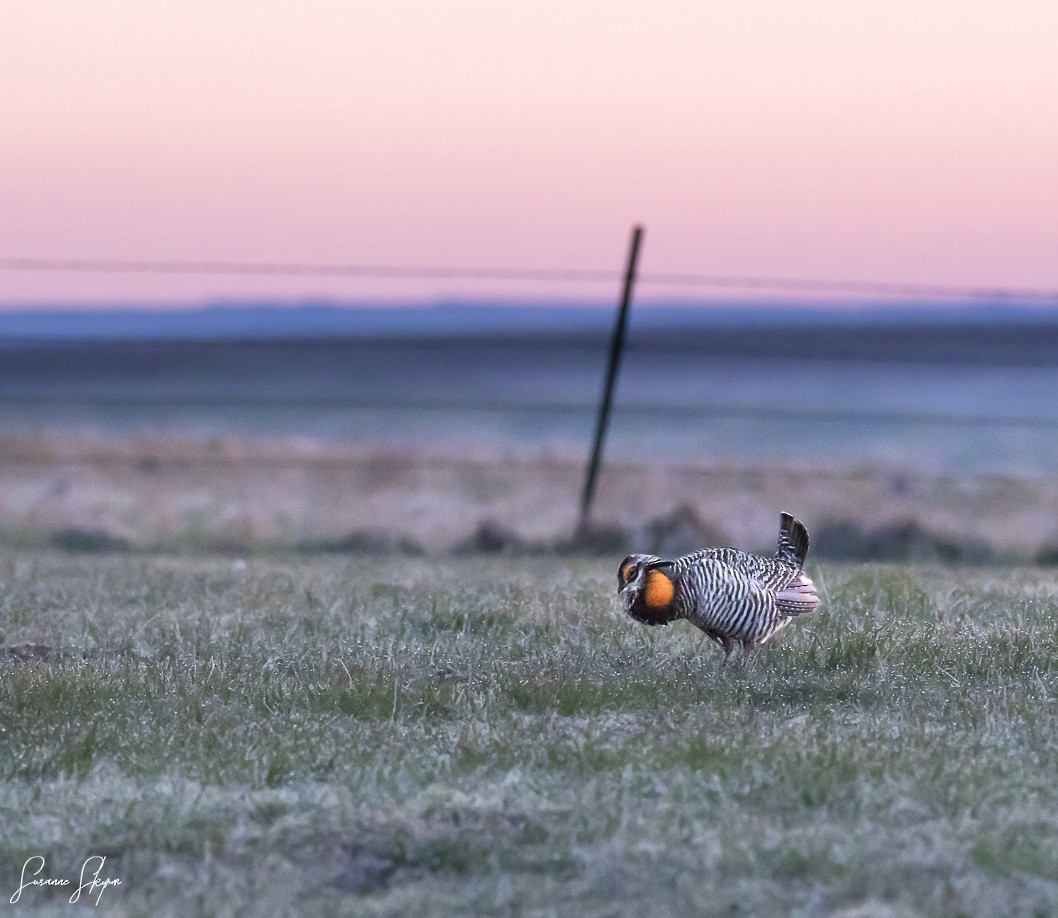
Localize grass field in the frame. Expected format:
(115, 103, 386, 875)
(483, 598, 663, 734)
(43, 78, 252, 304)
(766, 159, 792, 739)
(3, 551, 1058, 916)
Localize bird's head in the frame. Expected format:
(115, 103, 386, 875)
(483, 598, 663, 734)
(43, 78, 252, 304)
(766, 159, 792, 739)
(618, 554, 659, 596)
(618, 554, 678, 623)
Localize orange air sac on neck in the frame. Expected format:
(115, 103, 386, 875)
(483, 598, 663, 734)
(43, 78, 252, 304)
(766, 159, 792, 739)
(644, 568, 674, 610)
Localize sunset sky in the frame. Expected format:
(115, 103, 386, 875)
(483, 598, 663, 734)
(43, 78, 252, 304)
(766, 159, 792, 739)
(2, 2, 1057, 305)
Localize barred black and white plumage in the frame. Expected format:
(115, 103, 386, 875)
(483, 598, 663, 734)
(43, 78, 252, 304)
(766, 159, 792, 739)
(617, 512, 820, 659)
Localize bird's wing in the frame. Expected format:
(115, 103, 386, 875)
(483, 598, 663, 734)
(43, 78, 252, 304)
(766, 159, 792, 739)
(678, 547, 793, 588)
(679, 554, 768, 610)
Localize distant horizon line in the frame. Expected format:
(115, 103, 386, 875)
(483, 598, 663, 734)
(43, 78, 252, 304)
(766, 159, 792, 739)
(4, 298, 1058, 344)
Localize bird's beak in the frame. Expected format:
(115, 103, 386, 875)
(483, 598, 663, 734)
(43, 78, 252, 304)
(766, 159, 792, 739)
(619, 582, 634, 595)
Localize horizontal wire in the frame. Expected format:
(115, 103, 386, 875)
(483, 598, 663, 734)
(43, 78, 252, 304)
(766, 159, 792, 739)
(3, 257, 1057, 301)
(641, 272, 1058, 301)
(1, 392, 1057, 429)
(0, 258, 616, 282)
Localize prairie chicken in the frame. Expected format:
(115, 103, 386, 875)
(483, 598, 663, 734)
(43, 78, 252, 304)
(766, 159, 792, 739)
(618, 512, 820, 659)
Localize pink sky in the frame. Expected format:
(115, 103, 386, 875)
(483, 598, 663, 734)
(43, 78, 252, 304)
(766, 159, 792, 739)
(2, 2, 1057, 305)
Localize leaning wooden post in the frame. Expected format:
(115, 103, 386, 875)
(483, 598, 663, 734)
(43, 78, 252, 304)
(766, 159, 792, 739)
(578, 225, 644, 534)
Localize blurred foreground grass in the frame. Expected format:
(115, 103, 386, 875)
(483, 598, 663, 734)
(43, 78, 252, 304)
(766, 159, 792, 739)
(2, 553, 1058, 916)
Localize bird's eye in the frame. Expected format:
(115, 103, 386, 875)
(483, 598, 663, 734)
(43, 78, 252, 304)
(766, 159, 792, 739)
(624, 565, 637, 583)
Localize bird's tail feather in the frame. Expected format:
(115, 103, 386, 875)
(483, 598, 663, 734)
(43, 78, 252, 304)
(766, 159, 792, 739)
(775, 512, 811, 568)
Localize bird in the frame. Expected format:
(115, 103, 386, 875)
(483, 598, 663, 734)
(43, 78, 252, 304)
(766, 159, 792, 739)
(617, 512, 820, 660)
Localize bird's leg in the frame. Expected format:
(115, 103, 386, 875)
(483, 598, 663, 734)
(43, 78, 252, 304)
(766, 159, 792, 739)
(719, 637, 736, 664)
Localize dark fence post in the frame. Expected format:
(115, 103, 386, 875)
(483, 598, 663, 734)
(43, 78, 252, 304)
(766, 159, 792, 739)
(578, 225, 644, 534)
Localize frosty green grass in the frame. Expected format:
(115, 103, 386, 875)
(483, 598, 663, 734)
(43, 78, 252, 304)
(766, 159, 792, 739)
(2, 552, 1058, 916)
